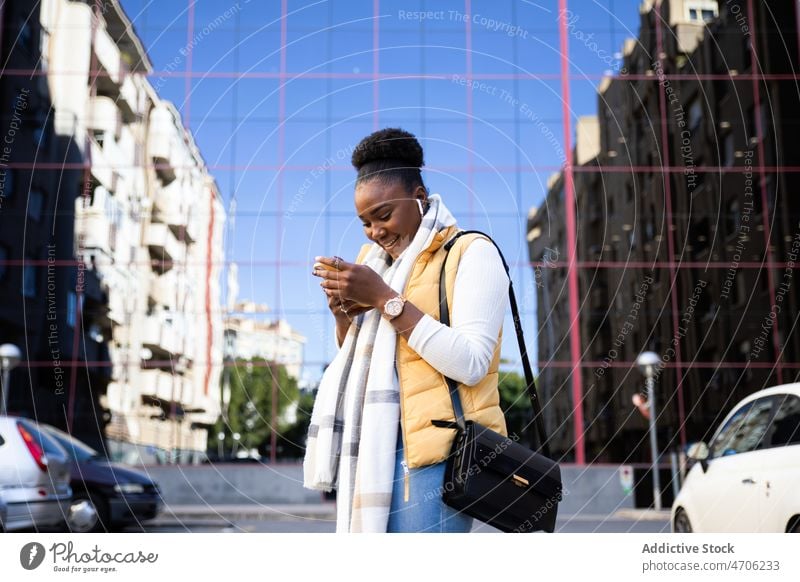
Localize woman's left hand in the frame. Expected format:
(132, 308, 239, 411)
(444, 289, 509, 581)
(313, 255, 393, 309)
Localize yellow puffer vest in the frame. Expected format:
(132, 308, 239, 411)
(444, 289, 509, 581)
(356, 226, 508, 470)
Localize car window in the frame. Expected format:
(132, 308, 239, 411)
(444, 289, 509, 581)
(710, 397, 774, 458)
(764, 394, 800, 448)
(41, 425, 99, 462)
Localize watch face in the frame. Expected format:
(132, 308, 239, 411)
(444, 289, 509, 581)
(386, 298, 403, 316)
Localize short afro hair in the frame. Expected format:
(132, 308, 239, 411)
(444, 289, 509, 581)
(351, 128, 425, 192)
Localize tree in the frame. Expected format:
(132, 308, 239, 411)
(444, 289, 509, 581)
(209, 358, 299, 457)
(280, 390, 316, 459)
(498, 370, 535, 448)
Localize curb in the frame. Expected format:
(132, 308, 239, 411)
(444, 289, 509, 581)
(613, 508, 672, 521)
(159, 504, 337, 522)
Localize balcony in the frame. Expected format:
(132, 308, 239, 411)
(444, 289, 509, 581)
(144, 222, 182, 270)
(675, 21, 705, 55)
(118, 76, 138, 120)
(153, 179, 183, 224)
(89, 140, 114, 192)
(76, 201, 113, 258)
(138, 369, 180, 403)
(171, 221, 197, 245)
(179, 181, 200, 243)
(141, 314, 180, 356)
(88, 96, 119, 135)
(154, 179, 201, 245)
(148, 106, 177, 183)
(107, 291, 126, 326)
(148, 271, 179, 309)
(93, 26, 121, 85)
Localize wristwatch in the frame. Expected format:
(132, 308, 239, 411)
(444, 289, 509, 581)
(382, 294, 407, 320)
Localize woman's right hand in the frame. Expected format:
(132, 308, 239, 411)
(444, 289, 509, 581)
(325, 291, 373, 346)
(324, 290, 373, 322)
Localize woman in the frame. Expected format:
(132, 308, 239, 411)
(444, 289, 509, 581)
(304, 128, 510, 533)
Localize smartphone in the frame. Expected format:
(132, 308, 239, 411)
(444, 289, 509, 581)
(314, 259, 370, 309)
(313, 261, 340, 272)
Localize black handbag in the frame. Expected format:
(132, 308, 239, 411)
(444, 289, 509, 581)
(431, 230, 562, 533)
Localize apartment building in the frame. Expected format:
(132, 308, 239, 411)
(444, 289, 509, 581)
(530, 0, 800, 463)
(0, 0, 226, 462)
(224, 301, 306, 382)
(0, 0, 113, 450)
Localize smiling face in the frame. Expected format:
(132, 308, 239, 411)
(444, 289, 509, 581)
(355, 180, 427, 260)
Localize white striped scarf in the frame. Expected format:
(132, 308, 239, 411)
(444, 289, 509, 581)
(303, 193, 457, 532)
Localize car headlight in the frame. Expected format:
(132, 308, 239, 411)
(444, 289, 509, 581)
(113, 483, 145, 494)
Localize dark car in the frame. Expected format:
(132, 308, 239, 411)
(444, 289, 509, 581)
(40, 425, 162, 532)
(0, 492, 7, 532)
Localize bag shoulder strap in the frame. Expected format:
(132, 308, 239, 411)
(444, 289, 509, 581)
(438, 229, 551, 457)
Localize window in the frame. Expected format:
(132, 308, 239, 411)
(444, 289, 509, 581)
(690, 217, 710, 254)
(686, 2, 718, 23)
(66, 291, 83, 327)
(748, 104, 769, 143)
(731, 271, 747, 307)
(645, 220, 654, 242)
(689, 99, 703, 132)
(105, 194, 122, 252)
(22, 261, 36, 298)
(710, 397, 774, 458)
(726, 199, 740, 237)
(688, 8, 716, 22)
(18, 17, 34, 54)
(764, 394, 800, 448)
(32, 111, 48, 150)
(760, 103, 768, 135)
(28, 188, 44, 222)
(723, 133, 735, 167)
(39, 28, 50, 72)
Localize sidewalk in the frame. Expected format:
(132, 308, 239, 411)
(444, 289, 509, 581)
(158, 503, 337, 524)
(157, 503, 669, 524)
(613, 508, 672, 521)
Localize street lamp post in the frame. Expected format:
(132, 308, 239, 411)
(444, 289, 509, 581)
(232, 432, 241, 456)
(636, 351, 662, 511)
(0, 344, 22, 416)
(217, 431, 225, 459)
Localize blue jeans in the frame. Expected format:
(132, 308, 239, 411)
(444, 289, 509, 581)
(386, 430, 473, 533)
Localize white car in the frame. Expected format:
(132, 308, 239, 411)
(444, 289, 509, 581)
(672, 384, 800, 532)
(0, 416, 72, 531)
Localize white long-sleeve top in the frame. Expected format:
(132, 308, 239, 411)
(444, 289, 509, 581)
(337, 238, 509, 386)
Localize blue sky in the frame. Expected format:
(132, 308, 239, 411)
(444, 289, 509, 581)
(119, 0, 643, 384)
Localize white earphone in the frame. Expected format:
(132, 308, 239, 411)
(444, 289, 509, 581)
(416, 198, 425, 216)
